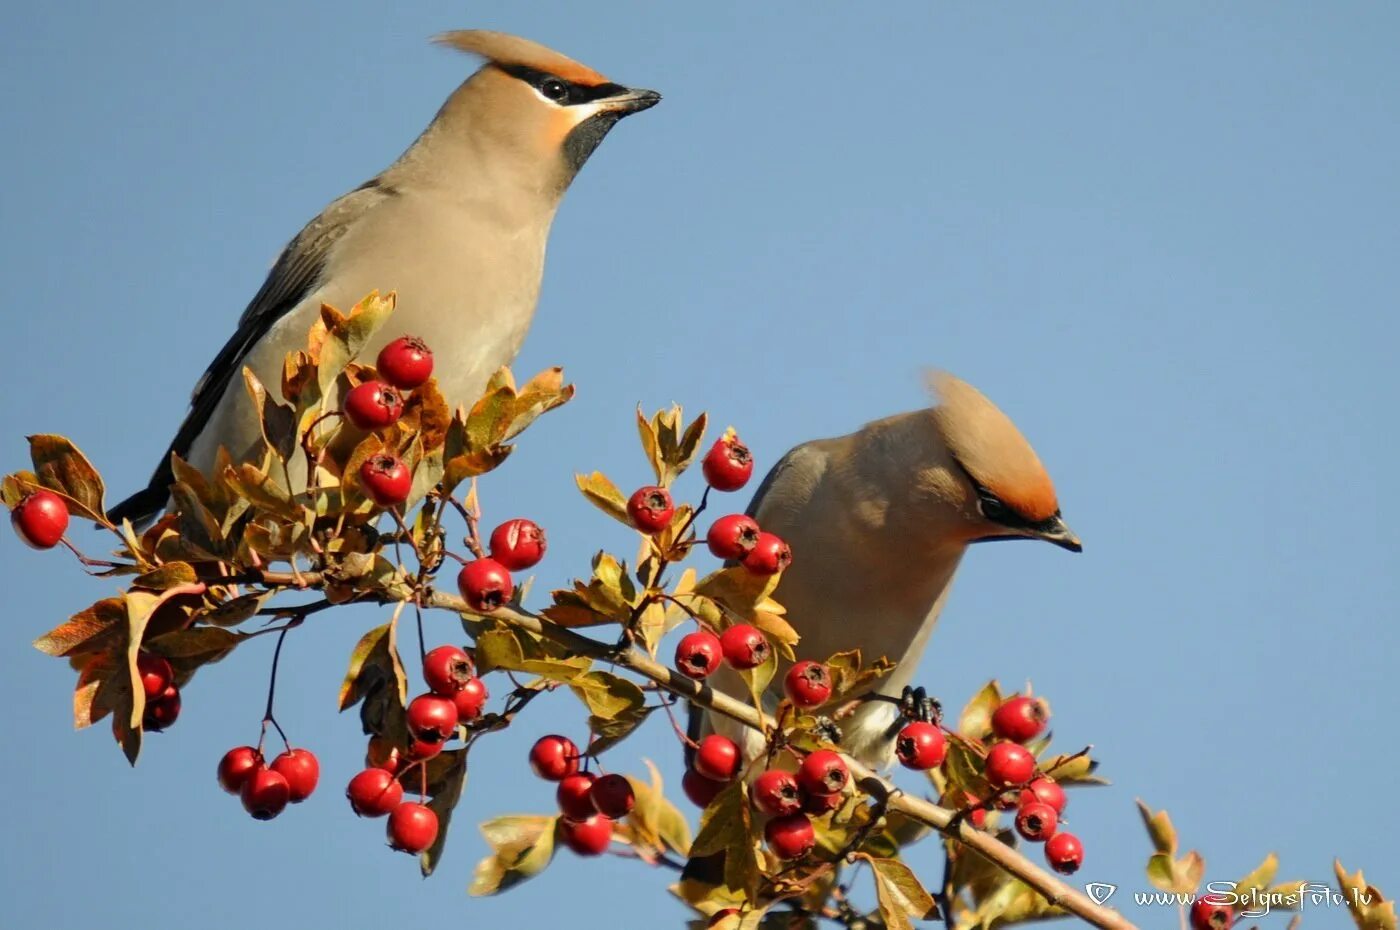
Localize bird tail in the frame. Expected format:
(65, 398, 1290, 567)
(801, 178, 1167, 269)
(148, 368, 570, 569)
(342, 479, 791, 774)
(105, 477, 169, 529)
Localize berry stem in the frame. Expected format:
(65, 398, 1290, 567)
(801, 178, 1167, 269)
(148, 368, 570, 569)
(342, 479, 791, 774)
(259, 623, 295, 753)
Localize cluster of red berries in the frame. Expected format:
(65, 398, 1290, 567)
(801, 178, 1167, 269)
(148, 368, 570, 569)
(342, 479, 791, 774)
(454, 516, 547, 612)
(335, 643, 488, 853)
(968, 694, 1082, 875)
(344, 335, 435, 507)
(10, 487, 70, 550)
(136, 651, 182, 732)
(217, 744, 320, 820)
(527, 735, 636, 856)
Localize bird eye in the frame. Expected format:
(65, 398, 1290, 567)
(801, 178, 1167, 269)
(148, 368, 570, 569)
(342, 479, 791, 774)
(540, 78, 569, 102)
(978, 495, 1010, 523)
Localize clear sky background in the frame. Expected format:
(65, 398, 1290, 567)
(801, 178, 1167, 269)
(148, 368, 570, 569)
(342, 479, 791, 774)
(2, 3, 1396, 928)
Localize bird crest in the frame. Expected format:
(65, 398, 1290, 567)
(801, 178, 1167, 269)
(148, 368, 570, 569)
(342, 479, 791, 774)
(433, 30, 610, 87)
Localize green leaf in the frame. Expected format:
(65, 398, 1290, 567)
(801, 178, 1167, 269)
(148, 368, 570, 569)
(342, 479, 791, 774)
(688, 781, 759, 896)
(338, 617, 408, 715)
(626, 760, 692, 857)
(474, 626, 592, 682)
(420, 748, 468, 877)
(1236, 852, 1279, 901)
(586, 705, 656, 757)
(858, 855, 939, 930)
(569, 671, 646, 721)
(957, 680, 1003, 739)
(469, 815, 558, 896)
(28, 434, 106, 522)
(1136, 799, 1177, 855)
(575, 471, 630, 525)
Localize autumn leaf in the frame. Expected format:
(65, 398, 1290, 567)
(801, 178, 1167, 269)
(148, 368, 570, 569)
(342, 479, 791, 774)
(469, 815, 558, 896)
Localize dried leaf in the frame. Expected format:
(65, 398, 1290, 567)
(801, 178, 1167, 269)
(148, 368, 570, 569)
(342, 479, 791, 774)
(689, 782, 759, 896)
(469, 815, 558, 896)
(856, 855, 938, 930)
(34, 597, 125, 657)
(28, 434, 106, 521)
(420, 748, 468, 877)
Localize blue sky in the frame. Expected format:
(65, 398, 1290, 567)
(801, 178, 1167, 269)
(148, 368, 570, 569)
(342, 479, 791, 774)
(2, 3, 1396, 928)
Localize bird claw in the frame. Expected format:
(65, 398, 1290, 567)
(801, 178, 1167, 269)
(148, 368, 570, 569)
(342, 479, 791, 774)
(897, 686, 942, 725)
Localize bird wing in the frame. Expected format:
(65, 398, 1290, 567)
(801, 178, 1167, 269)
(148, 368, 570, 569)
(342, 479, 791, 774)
(106, 182, 393, 525)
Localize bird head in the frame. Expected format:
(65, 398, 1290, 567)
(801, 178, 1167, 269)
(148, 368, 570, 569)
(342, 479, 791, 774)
(916, 371, 1081, 553)
(432, 31, 660, 191)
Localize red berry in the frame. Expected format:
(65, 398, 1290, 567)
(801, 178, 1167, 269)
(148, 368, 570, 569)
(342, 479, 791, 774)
(366, 737, 401, 773)
(764, 813, 815, 859)
(358, 453, 412, 507)
(991, 695, 1049, 744)
(422, 644, 473, 695)
(407, 737, 442, 761)
(895, 721, 948, 771)
(240, 766, 291, 820)
(1019, 777, 1067, 815)
(681, 769, 725, 808)
(343, 380, 404, 430)
(741, 532, 791, 576)
(702, 435, 754, 492)
(270, 748, 320, 803)
(136, 652, 174, 700)
(627, 486, 674, 534)
(984, 742, 1036, 788)
(797, 749, 849, 796)
(488, 518, 547, 571)
(962, 794, 989, 830)
(559, 813, 613, 856)
(1190, 894, 1235, 930)
(456, 558, 514, 612)
(1044, 831, 1084, 874)
(706, 514, 761, 561)
(1015, 800, 1059, 842)
(803, 791, 843, 815)
(376, 335, 434, 390)
(529, 735, 580, 781)
(217, 746, 263, 795)
(452, 677, 489, 722)
(556, 772, 598, 821)
(751, 770, 803, 816)
(694, 734, 741, 782)
(783, 660, 832, 708)
(143, 684, 181, 731)
(589, 773, 635, 818)
(387, 802, 439, 854)
(347, 767, 403, 817)
(719, 624, 771, 670)
(675, 630, 722, 679)
(11, 489, 69, 549)
(406, 693, 458, 745)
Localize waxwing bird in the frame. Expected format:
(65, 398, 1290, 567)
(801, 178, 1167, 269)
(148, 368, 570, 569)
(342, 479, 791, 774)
(692, 372, 1080, 769)
(108, 30, 660, 526)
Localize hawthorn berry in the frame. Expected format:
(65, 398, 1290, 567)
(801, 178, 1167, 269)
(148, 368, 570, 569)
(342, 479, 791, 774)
(991, 695, 1049, 744)
(1015, 800, 1059, 842)
(488, 518, 547, 571)
(702, 435, 754, 492)
(422, 645, 472, 695)
(751, 770, 803, 817)
(270, 748, 320, 803)
(452, 677, 489, 722)
(741, 532, 791, 576)
(343, 380, 404, 430)
(764, 813, 815, 860)
(559, 813, 613, 856)
(387, 802, 439, 854)
(705, 513, 761, 560)
(962, 794, 989, 830)
(143, 684, 181, 731)
(797, 750, 849, 796)
(627, 486, 674, 534)
(217, 746, 263, 795)
(358, 453, 411, 507)
(407, 737, 442, 761)
(556, 772, 598, 822)
(529, 735, 580, 781)
(1019, 777, 1067, 815)
(241, 766, 291, 820)
(783, 660, 832, 708)
(11, 489, 69, 549)
(136, 652, 174, 700)
(366, 737, 401, 773)
(456, 558, 514, 612)
(1190, 894, 1235, 930)
(1044, 831, 1084, 874)
(406, 693, 458, 744)
(589, 773, 636, 819)
(681, 769, 725, 808)
(675, 630, 722, 680)
(719, 624, 771, 670)
(984, 742, 1036, 788)
(347, 767, 403, 817)
(895, 721, 948, 771)
(376, 335, 434, 390)
(694, 734, 741, 782)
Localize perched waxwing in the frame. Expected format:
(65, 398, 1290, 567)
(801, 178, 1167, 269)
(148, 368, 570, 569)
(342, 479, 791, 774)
(109, 30, 660, 525)
(693, 372, 1080, 768)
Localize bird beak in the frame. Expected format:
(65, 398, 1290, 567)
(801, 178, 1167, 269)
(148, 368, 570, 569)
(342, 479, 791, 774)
(1029, 515, 1082, 553)
(599, 85, 662, 116)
